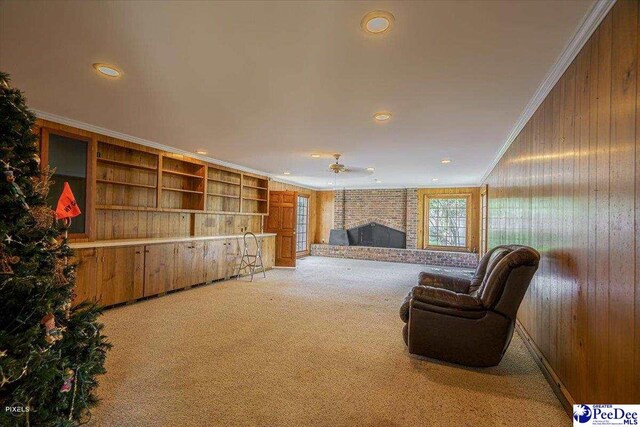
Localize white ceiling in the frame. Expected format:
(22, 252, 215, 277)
(0, 0, 595, 189)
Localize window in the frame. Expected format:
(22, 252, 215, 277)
(42, 129, 92, 237)
(296, 195, 309, 253)
(424, 194, 471, 250)
(480, 185, 488, 256)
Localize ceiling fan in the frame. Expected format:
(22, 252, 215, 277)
(328, 154, 371, 176)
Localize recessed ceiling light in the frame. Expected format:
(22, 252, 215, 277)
(373, 112, 392, 122)
(361, 11, 395, 34)
(283, 172, 291, 175)
(327, 182, 333, 185)
(93, 63, 121, 78)
(196, 150, 208, 155)
(441, 159, 451, 164)
(311, 154, 321, 158)
(366, 167, 375, 171)
(375, 179, 382, 183)
(432, 178, 439, 182)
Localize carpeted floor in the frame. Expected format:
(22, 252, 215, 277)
(89, 256, 567, 426)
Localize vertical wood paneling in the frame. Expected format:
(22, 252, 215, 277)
(636, 0, 640, 401)
(608, 0, 637, 403)
(484, 0, 638, 404)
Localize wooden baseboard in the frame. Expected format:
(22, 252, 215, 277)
(514, 321, 575, 416)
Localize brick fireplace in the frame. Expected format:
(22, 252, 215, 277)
(311, 188, 478, 269)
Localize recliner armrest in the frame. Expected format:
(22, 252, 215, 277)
(418, 271, 471, 293)
(412, 286, 483, 310)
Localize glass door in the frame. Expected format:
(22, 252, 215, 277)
(296, 195, 309, 255)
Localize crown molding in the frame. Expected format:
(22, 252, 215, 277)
(33, 109, 274, 178)
(270, 178, 321, 191)
(317, 183, 481, 191)
(479, 0, 616, 184)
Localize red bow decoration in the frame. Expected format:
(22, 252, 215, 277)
(55, 182, 81, 220)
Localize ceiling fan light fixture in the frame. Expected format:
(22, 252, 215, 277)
(361, 11, 395, 35)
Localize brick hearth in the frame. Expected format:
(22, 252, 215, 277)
(310, 244, 478, 269)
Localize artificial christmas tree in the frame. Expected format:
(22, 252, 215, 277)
(0, 71, 110, 426)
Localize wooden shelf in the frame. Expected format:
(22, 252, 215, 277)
(208, 178, 241, 186)
(97, 157, 157, 171)
(96, 205, 265, 215)
(96, 179, 156, 189)
(163, 187, 204, 194)
(242, 196, 267, 202)
(243, 184, 268, 190)
(208, 193, 240, 199)
(207, 210, 265, 216)
(162, 169, 204, 179)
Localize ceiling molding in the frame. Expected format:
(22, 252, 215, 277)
(317, 184, 481, 191)
(33, 109, 275, 179)
(479, 0, 616, 184)
(270, 178, 320, 191)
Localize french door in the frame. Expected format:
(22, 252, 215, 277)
(296, 195, 309, 256)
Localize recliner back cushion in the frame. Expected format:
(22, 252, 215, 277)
(474, 248, 511, 296)
(478, 247, 540, 309)
(470, 247, 510, 292)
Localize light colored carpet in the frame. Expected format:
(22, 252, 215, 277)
(89, 256, 567, 426)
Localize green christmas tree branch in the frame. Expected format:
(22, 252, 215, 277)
(0, 71, 111, 426)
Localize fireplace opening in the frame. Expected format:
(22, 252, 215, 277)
(346, 222, 406, 249)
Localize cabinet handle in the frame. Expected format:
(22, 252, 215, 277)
(135, 251, 141, 254)
(144, 250, 150, 253)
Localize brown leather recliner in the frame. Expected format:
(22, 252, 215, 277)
(399, 245, 540, 367)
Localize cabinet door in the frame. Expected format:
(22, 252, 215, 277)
(175, 241, 205, 289)
(203, 240, 224, 282)
(144, 243, 176, 296)
(224, 238, 241, 279)
(72, 248, 98, 305)
(97, 246, 144, 306)
(262, 237, 275, 270)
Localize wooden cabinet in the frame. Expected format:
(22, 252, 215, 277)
(175, 241, 205, 289)
(71, 235, 276, 306)
(203, 239, 224, 282)
(72, 248, 99, 305)
(97, 246, 144, 306)
(222, 238, 241, 279)
(143, 243, 176, 296)
(262, 236, 275, 270)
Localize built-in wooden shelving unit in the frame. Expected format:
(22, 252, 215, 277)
(242, 175, 269, 214)
(206, 166, 241, 213)
(96, 141, 159, 208)
(94, 140, 269, 215)
(161, 156, 206, 210)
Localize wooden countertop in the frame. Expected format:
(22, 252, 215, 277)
(69, 233, 277, 249)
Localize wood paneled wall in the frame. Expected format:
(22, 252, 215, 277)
(316, 191, 335, 244)
(484, 0, 638, 404)
(416, 187, 480, 252)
